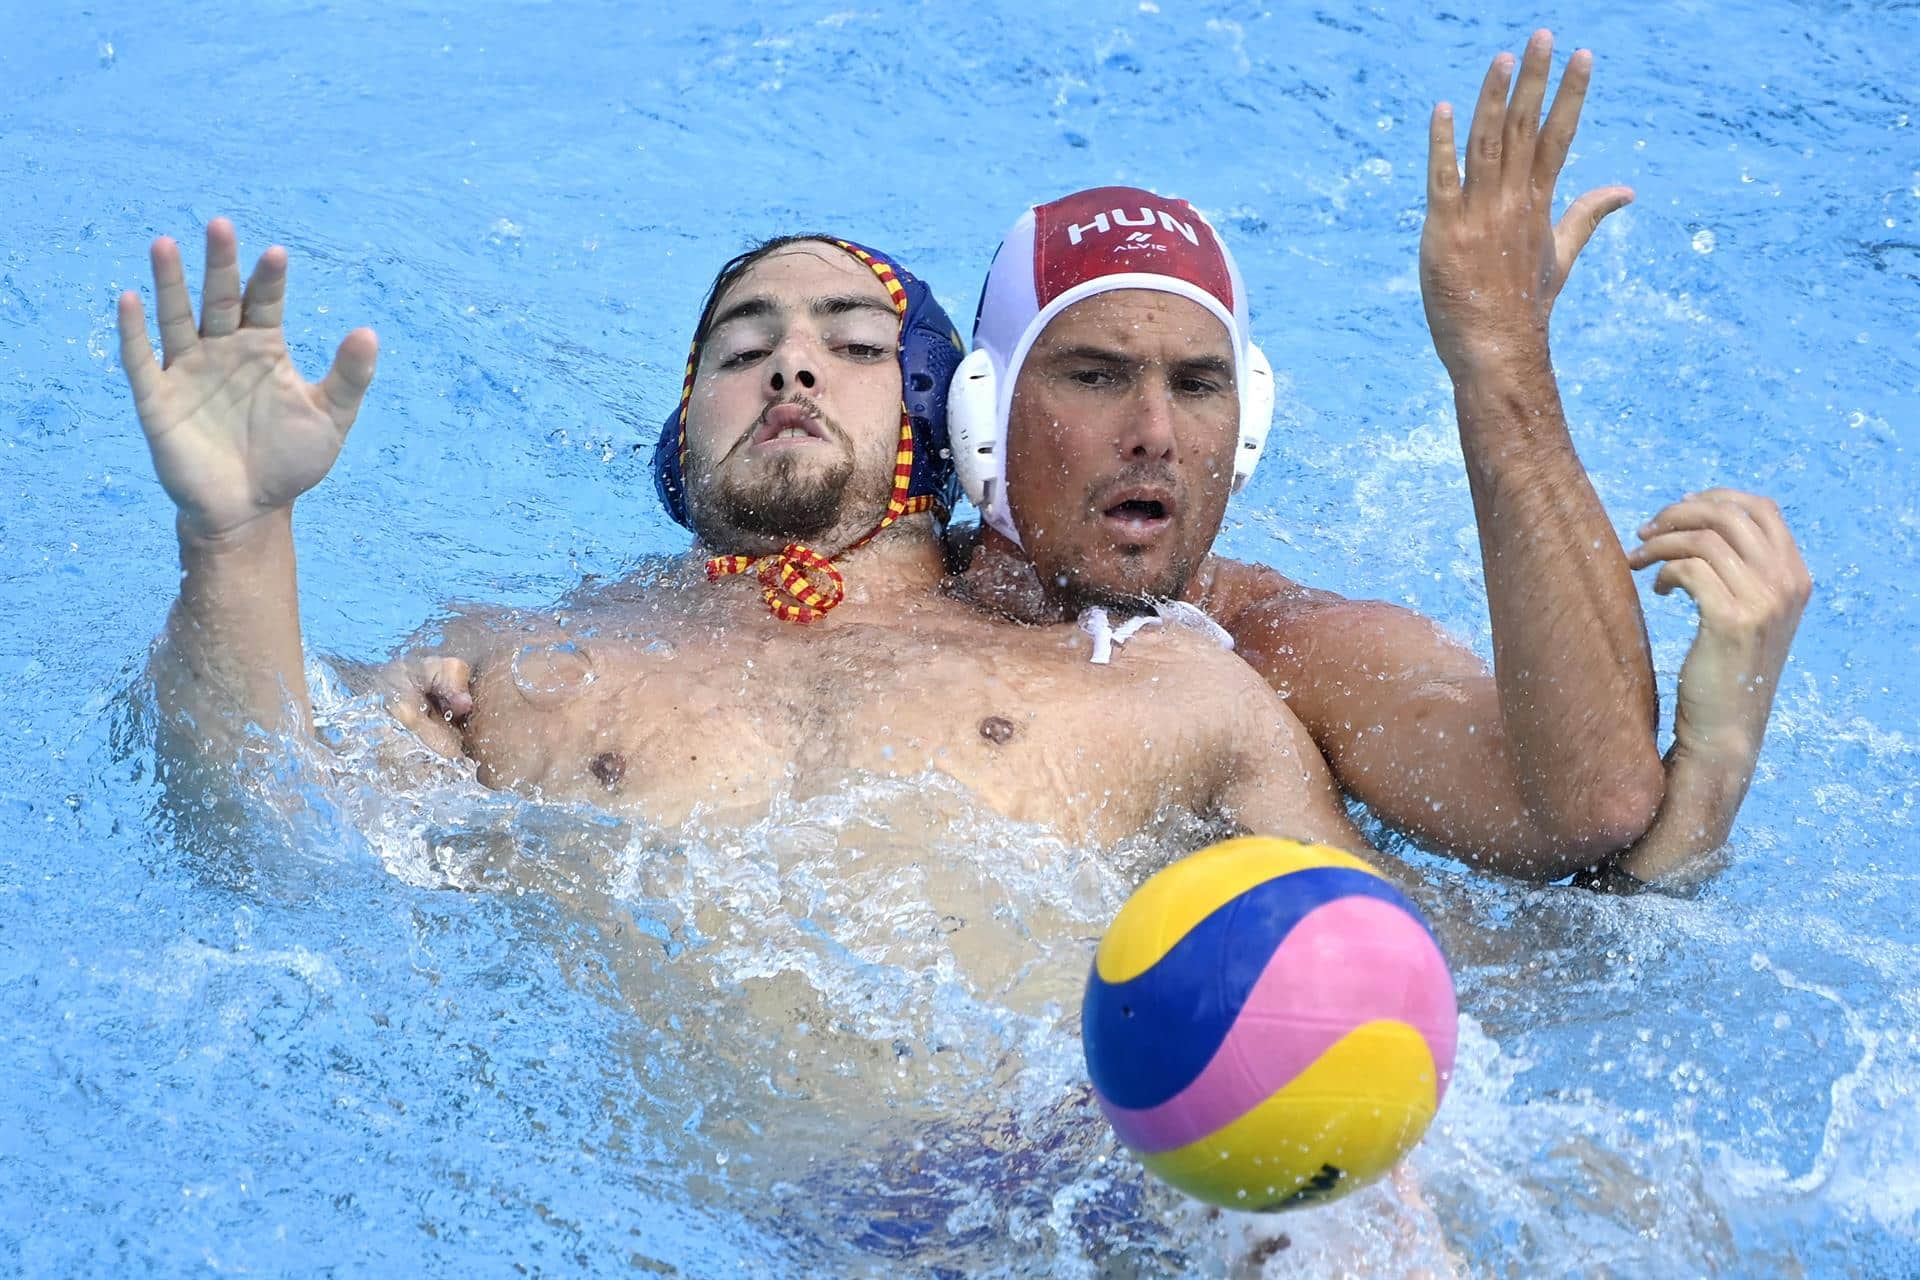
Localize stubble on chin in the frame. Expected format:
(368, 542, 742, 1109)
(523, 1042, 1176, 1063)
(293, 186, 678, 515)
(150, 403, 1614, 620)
(688, 447, 913, 556)
(1035, 544, 1195, 618)
(688, 452, 844, 547)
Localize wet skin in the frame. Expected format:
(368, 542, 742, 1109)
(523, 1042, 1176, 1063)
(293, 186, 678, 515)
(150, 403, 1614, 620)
(418, 558, 1357, 851)
(374, 246, 1363, 852)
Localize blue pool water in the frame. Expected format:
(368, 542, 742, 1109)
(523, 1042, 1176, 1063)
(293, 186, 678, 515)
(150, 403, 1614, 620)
(4, 0, 1917, 1274)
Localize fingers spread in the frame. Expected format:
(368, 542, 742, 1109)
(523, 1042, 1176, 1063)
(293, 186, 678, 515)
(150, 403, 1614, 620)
(316, 327, 380, 431)
(1534, 48, 1594, 190)
(1463, 51, 1515, 201)
(241, 245, 291, 331)
(199, 218, 243, 339)
(1427, 103, 1461, 209)
(1502, 30, 1554, 185)
(116, 291, 162, 408)
(149, 236, 199, 367)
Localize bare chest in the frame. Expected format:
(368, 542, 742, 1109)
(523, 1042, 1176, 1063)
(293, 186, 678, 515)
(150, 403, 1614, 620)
(457, 610, 1244, 842)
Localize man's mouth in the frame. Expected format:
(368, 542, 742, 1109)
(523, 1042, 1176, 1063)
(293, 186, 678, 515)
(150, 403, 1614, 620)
(1098, 487, 1176, 539)
(748, 401, 830, 449)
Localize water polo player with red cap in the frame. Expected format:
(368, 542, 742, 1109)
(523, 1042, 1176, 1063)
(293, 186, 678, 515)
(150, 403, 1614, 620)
(948, 132, 1666, 882)
(947, 186, 1275, 620)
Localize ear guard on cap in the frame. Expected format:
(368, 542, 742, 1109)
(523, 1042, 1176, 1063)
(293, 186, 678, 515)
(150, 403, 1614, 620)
(1233, 342, 1275, 494)
(654, 404, 691, 527)
(946, 342, 1278, 519)
(948, 348, 1001, 516)
(897, 279, 965, 515)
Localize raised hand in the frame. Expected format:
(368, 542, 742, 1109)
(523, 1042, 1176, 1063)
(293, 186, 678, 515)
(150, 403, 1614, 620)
(1420, 30, 1635, 380)
(118, 219, 378, 541)
(1630, 489, 1811, 763)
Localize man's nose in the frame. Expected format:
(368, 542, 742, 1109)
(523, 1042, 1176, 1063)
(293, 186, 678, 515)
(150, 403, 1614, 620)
(767, 343, 818, 396)
(1122, 382, 1177, 461)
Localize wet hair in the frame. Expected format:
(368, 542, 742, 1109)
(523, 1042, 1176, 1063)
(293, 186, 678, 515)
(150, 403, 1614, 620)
(689, 234, 848, 351)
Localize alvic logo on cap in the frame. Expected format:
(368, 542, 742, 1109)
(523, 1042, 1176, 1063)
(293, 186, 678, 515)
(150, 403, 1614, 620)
(948, 186, 1276, 548)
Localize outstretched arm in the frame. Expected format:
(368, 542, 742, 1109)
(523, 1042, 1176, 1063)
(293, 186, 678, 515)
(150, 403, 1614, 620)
(1590, 490, 1811, 888)
(122, 219, 377, 762)
(1413, 32, 1663, 861)
(1212, 35, 1666, 880)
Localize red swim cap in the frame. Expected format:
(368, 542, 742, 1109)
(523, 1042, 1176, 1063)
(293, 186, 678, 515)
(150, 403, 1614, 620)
(950, 187, 1273, 544)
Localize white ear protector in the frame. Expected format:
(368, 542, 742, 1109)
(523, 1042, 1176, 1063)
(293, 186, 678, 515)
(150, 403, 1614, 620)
(946, 342, 1277, 519)
(1234, 342, 1275, 494)
(948, 347, 1002, 516)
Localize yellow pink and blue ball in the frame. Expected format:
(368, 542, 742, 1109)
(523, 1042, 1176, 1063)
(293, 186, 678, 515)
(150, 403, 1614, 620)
(1082, 837, 1458, 1211)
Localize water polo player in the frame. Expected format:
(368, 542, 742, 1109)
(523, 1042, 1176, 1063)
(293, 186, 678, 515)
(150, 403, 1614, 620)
(124, 228, 1367, 850)
(946, 34, 1803, 884)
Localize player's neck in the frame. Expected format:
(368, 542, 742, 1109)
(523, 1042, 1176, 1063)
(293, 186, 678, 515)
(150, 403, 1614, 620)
(953, 530, 1223, 627)
(827, 517, 947, 614)
(950, 530, 1068, 624)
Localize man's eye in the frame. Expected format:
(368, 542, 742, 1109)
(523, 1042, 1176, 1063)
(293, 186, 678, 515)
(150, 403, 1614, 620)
(718, 348, 768, 370)
(1069, 368, 1117, 388)
(1177, 377, 1225, 396)
(840, 342, 891, 361)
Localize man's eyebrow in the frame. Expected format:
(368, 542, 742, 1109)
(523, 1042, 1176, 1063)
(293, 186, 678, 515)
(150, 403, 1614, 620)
(810, 294, 898, 320)
(1042, 346, 1234, 376)
(707, 294, 777, 333)
(1043, 344, 1136, 366)
(707, 293, 896, 335)
(1174, 354, 1235, 377)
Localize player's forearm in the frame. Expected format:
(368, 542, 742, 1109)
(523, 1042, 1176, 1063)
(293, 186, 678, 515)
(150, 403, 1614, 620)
(1600, 738, 1755, 886)
(1453, 360, 1663, 849)
(151, 507, 313, 756)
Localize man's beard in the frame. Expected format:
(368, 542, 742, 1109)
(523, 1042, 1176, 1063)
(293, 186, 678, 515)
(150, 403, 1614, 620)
(697, 450, 857, 545)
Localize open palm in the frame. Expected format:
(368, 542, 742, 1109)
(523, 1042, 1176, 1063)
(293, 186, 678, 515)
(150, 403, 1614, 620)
(118, 219, 378, 540)
(1419, 32, 1634, 379)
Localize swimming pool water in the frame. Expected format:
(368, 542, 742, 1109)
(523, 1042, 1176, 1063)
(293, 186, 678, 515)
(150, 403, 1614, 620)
(3, 0, 1917, 1274)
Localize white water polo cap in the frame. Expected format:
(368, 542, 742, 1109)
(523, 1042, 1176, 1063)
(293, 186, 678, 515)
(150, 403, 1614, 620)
(949, 186, 1275, 545)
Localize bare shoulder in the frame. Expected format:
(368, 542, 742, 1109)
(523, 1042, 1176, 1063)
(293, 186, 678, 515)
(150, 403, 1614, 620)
(1204, 557, 1352, 636)
(1204, 557, 1478, 696)
(1126, 621, 1296, 723)
(426, 558, 692, 666)
(1126, 620, 1350, 826)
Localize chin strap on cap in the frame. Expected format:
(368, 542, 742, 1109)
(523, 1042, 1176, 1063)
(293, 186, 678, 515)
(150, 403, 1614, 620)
(707, 542, 849, 625)
(704, 413, 929, 623)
